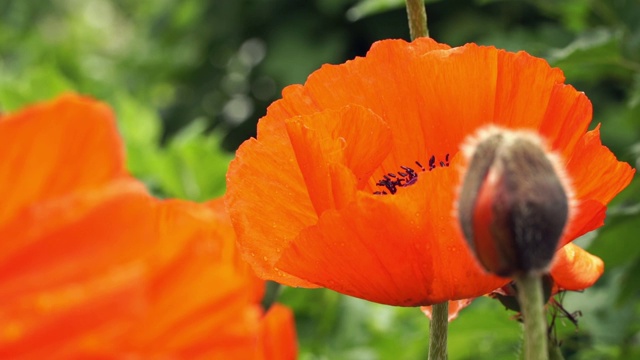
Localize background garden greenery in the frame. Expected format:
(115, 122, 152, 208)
(1, 0, 639, 358)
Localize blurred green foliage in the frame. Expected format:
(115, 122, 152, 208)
(1, 0, 638, 358)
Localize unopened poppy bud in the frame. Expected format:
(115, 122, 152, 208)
(457, 126, 573, 277)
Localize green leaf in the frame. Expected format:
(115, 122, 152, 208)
(617, 258, 640, 304)
(346, 0, 406, 21)
(113, 93, 164, 183)
(346, 0, 441, 22)
(115, 94, 231, 201)
(0, 65, 75, 112)
(547, 28, 627, 82)
(158, 120, 232, 200)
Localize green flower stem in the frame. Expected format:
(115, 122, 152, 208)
(515, 272, 548, 360)
(549, 342, 566, 360)
(405, 0, 429, 40)
(428, 301, 448, 360)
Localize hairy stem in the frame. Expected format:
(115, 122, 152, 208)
(428, 301, 448, 360)
(515, 273, 548, 360)
(405, 0, 429, 39)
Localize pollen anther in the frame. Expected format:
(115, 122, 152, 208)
(374, 153, 450, 195)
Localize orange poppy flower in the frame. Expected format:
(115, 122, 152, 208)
(0, 95, 297, 359)
(226, 38, 635, 306)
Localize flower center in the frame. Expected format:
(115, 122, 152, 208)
(374, 153, 450, 195)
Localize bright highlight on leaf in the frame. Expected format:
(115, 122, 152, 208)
(226, 38, 635, 307)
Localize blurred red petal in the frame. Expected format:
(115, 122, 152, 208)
(0, 95, 297, 358)
(0, 94, 126, 227)
(259, 304, 297, 360)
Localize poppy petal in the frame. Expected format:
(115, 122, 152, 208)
(205, 198, 266, 292)
(567, 126, 635, 204)
(261, 40, 451, 175)
(554, 126, 636, 247)
(124, 265, 260, 355)
(0, 184, 155, 356)
(0, 180, 154, 301)
(259, 304, 297, 360)
(284, 105, 392, 213)
(121, 200, 266, 354)
(0, 194, 291, 358)
(0, 265, 149, 358)
(299, 41, 574, 166)
(539, 85, 592, 158)
(0, 94, 126, 227)
(265, 38, 451, 124)
(559, 199, 606, 248)
(551, 243, 604, 290)
(494, 50, 565, 129)
(0, 94, 297, 358)
(226, 114, 319, 288)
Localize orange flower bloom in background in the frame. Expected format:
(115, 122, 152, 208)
(226, 38, 635, 306)
(0, 95, 296, 359)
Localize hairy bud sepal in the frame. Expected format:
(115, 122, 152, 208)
(458, 126, 572, 277)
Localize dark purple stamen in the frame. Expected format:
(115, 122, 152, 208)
(376, 177, 398, 194)
(428, 155, 436, 170)
(373, 153, 450, 195)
